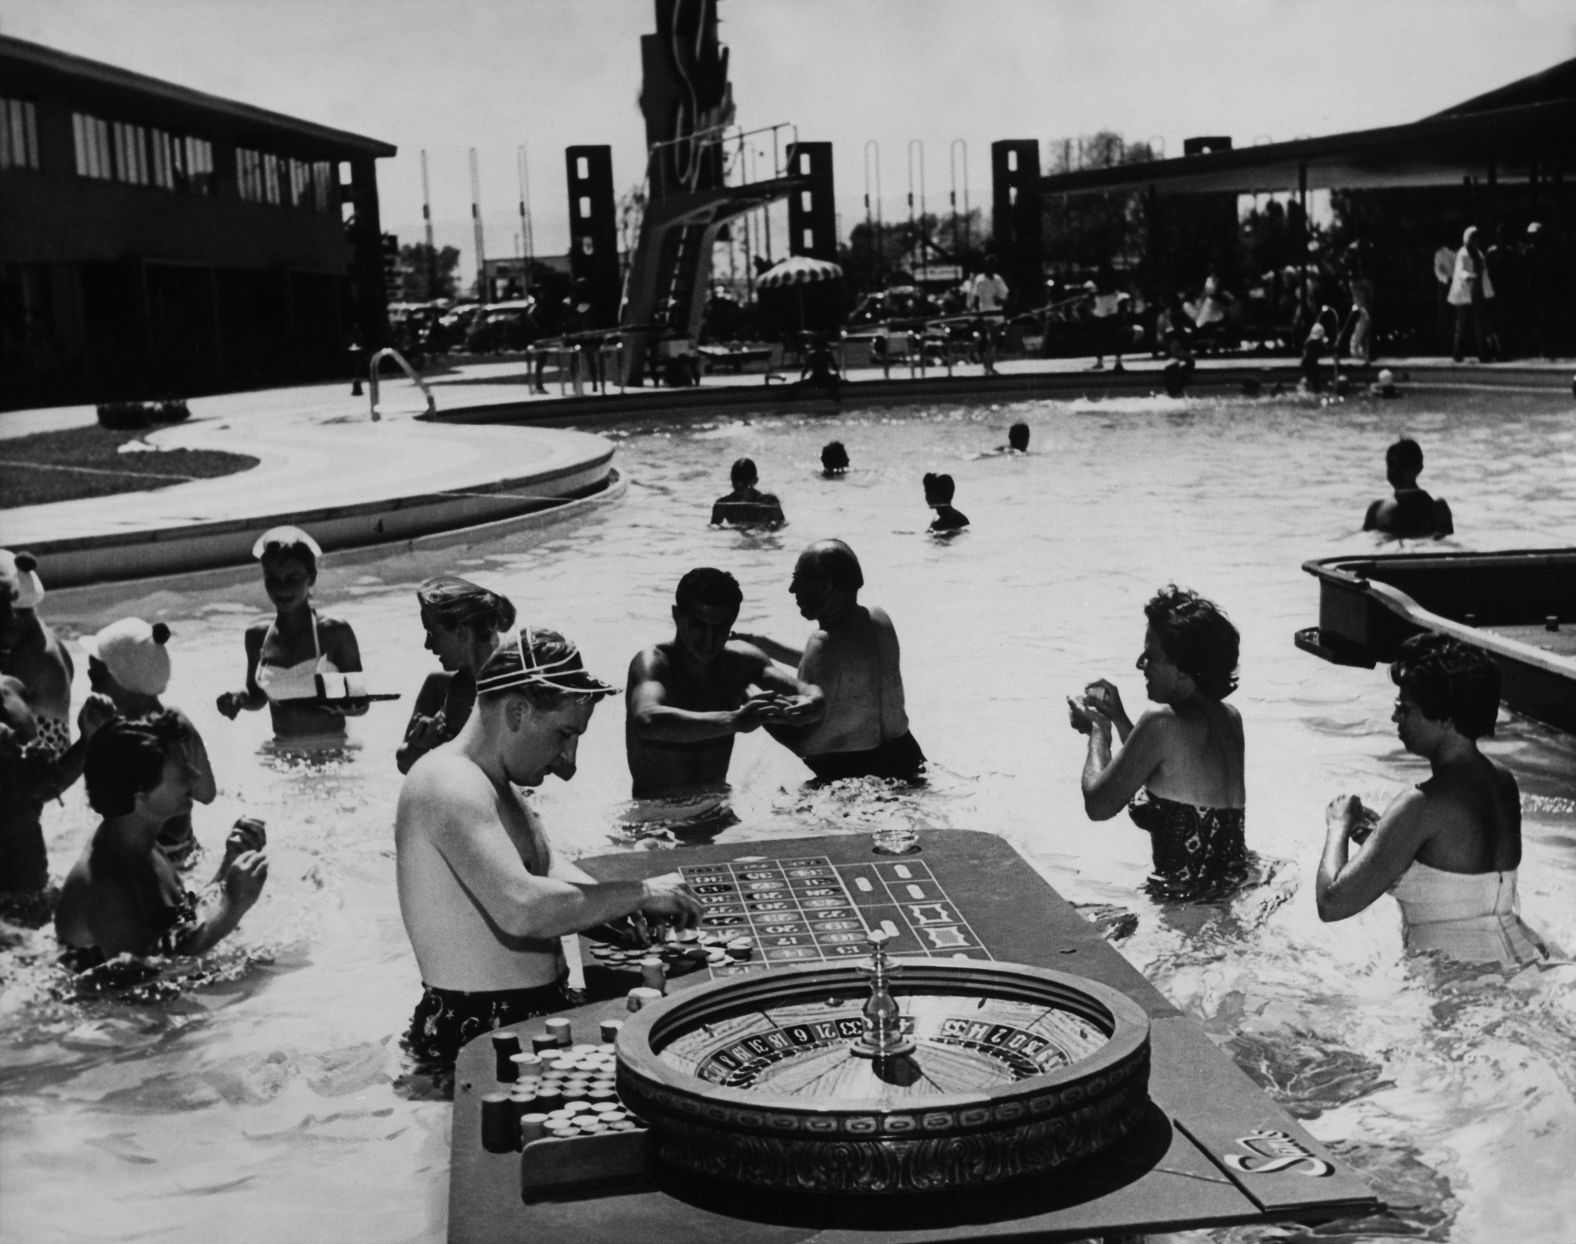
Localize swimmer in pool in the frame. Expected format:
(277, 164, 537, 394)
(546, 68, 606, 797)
(215, 526, 367, 740)
(923, 472, 970, 533)
(820, 441, 850, 477)
(395, 626, 702, 1070)
(1363, 438, 1453, 539)
(735, 540, 926, 784)
(1004, 422, 1030, 453)
(1316, 634, 1551, 967)
(1066, 586, 1247, 899)
(82, 618, 216, 868)
(710, 457, 786, 528)
(397, 576, 516, 775)
(54, 713, 269, 966)
(625, 568, 819, 799)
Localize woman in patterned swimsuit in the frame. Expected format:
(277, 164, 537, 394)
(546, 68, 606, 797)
(1067, 585, 1247, 899)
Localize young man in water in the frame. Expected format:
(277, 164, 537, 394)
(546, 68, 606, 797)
(710, 457, 786, 528)
(1363, 438, 1454, 539)
(54, 714, 268, 965)
(395, 626, 702, 1069)
(736, 540, 925, 784)
(626, 569, 819, 799)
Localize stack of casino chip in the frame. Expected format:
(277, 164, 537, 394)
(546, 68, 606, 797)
(502, 1032, 644, 1145)
(588, 926, 757, 974)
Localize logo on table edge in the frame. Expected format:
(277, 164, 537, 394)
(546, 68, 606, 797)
(1221, 1127, 1334, 1177)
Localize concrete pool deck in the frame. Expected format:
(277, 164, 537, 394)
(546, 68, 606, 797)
(2, 351, 1570, 588)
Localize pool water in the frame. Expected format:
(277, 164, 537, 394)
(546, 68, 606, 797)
(2, 388, 1574, 1243)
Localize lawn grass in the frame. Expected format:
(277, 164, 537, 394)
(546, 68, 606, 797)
(0, 426, 259, 509)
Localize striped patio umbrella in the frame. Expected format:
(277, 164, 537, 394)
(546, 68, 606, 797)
(756, 255, 844, 289)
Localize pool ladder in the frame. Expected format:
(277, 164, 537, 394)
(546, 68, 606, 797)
(367, 347, 437, 421)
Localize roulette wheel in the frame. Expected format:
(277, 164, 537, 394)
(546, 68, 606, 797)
(615, 932, 1150, 1194)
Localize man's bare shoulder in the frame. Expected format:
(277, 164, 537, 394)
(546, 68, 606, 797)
(397, 750, 494, 833)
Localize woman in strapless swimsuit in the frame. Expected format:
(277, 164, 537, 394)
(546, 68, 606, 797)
(1067, 585, 1247, 899)
(1317, 633, 1552, 967)
(215, 527, 366, 741)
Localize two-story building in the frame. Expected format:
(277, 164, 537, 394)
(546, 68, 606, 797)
(1, 35, 396, 408)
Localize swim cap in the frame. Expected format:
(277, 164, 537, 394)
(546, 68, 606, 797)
(82, 618, 172, 696)
(0, 550, 44, 609)
(251, 525, 323, 560)
(476, 626, 618, 699)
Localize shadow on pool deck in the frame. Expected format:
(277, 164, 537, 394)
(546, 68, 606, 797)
(1, 352, 1568, 589)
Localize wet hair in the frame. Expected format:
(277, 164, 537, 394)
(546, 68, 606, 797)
(1390, 632, 1500, 739)
(1385, 438, 1423, 480)
(417, 575, 516, 636)
(675, 567, 742, 615)
(83, 711, 190, 817)
(1007, 422, 1030, 450)
(1144, 585, 1239, 700)
(802, 540, 863, 591)
(821, 441, 849, 471)
(923, 472, 956, 503)
(475, 626, 616, 711)
(730, 457, 758, 487)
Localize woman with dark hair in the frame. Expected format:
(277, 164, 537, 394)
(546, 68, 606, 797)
(396, 575, 517, 774)
(1316, 633, 1550, 965)
(215, 526, 366, 741)
(1067, 586, 1247, 898)
(54, 713, 268, 966)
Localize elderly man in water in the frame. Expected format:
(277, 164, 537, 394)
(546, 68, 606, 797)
(735, 540, 925, 783)
(626, 568, 819, 799)
(395, 626, 702, 1071)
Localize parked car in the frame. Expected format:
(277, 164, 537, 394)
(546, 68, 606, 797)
(464, 299, 541, 354)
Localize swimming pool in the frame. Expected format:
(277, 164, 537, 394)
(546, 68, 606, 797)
(3, 387, 1574, 1243)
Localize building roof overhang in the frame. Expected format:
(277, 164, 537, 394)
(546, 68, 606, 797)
(1039, 57, 1576, 198)
(1, 34, 397, 158)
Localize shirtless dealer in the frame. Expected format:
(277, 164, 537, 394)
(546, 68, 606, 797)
(737, 540, 926, 783)
(626, 568, 819, 798)
(395, 626, 702, 1068)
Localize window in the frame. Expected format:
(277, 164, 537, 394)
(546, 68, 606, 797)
(150, 128, 175, 188)
(182, 136, 214, 195)
(311, 161, 334, 212)
(262, 152, 280, 204)
(112, 121, 149, 185)
(72, 112, 113, 179)
(0, 98, 40, 171)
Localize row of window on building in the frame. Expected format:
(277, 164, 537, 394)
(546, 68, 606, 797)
(0, 95, 336, 212)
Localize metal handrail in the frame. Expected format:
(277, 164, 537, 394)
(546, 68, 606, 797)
(368, 347, 437, 421)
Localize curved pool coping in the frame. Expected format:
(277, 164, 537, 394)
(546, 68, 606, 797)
(5, 414, 624, 590)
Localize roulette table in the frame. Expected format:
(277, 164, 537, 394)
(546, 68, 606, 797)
(449, 830, 1380, 1242)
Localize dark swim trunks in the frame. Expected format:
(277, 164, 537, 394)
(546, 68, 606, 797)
(804, 731, 926, 783)
(404, 978, 579, 1068)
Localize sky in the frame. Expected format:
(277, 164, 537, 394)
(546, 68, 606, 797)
(4, 0, 1574, 283)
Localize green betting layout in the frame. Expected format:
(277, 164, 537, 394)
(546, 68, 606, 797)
(682, 855, 994, 975)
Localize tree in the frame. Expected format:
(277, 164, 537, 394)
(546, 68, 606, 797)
(397, 243, 461, 302)
(839, 209, 988, 295)
(1040, 131, 1156, 280)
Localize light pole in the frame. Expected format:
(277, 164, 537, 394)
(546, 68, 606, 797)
(907, 140, 926, 282)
